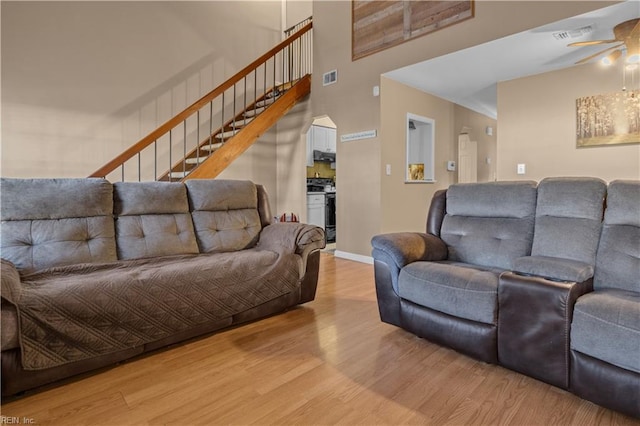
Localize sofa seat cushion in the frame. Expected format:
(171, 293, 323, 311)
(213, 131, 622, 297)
(398, 261, 501, 325)
(571, 290, 640, 374)
(2, 250, 302, 370)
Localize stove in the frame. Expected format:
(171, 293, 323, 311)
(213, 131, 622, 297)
(306, 178, 336, 243)
(307, 178, 335, 193)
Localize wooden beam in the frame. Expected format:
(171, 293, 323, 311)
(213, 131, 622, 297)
(184, 74, 311, 181)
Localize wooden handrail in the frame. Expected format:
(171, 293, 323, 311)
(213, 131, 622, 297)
(90, 21, 312, 178)
(185, 74, 311, 180)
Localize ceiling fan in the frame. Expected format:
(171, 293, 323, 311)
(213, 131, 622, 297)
(569, 18, 639, 65)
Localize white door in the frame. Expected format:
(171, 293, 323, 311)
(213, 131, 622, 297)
(458, 134, 477, 183)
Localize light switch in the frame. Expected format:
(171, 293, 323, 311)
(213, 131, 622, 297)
(517, 163, 526, 175)
(385, 164, 391, 175)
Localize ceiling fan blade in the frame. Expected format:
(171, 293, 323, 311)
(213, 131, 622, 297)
(568, 39, 617, 47)
(575, 44, 623, 65)
(630, 19, 640, 37)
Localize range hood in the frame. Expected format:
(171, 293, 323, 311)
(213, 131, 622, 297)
(313, 150, 336, 162)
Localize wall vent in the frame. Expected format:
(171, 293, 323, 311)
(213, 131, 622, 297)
(552, 25, 593, 41)
(323, 69, 338, 86)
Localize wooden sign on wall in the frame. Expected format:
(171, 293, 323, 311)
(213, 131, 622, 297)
(352, 1, 474, 61)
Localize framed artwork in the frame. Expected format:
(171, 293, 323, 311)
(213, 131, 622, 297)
(352, 0, 474, 61)
(576, 90, 640, 147)
(408, 163, 425, 181)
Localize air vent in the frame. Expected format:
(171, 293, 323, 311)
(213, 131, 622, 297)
(553, 25, 593, 41)
(323, 69, 337, 86)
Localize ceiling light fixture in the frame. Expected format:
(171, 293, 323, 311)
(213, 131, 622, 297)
(601, 50, 622, 65)
(627, 53, 640, 64)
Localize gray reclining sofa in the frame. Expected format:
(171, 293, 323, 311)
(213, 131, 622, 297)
(372, 178, 639, 418)
(1, 178, 325, 396)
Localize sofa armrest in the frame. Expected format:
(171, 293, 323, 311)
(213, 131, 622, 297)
(512, 255, 594, 282)
(498, 271, 594, 389)
(1, 259, 21, 352)
(1, 259, 22, 306)
(371, 232, 448, 324)
(257, 222, 326, 257)
(371, 233, 447, 327)
(371, 232, 447, 270)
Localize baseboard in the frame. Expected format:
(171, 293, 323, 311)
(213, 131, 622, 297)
(333, 250, 374, 265)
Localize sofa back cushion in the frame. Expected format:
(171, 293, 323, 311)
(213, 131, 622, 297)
(440, 181, 537, 270)
(531, 177, 606, 264)
(185, 180, 262, 253)
(1, 178, 117, 273)
(594, 180, 640, 292)
(114, 182, 198, 260)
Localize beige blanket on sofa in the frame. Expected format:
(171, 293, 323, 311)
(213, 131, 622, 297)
(2, 250, 301, 370)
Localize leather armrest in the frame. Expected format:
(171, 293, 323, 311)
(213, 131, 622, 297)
(371, 233, 447, 298)
(512, 255, 594, 282)
(371, 232, 448, 270)
(498, 271, 594, 389)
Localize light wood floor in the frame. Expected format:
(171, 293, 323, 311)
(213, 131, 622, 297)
(1, 253, 638, 425)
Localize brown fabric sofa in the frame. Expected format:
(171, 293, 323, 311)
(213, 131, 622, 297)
(1, 178, 325, 396)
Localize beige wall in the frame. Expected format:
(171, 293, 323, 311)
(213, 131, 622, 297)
(285, 0, 312, 29)
(1, 1, 282, 193)
(498, 60, 640, 181)
(454, 104, 498, 182)
(380, 78, 499, 234)
(275, 97, 312, 221)
(312, 1, 614, 257)
(380, 77, 456, 234)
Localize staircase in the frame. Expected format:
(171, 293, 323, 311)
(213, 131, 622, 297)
(90, 17, 312, 182)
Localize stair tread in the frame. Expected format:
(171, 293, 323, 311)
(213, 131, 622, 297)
(185, 156, 209, 164)
(244, 107, 266, 118)
(231, 117, 254, 128)
(215, 129, 240, 139)
(200, 142, 224, 151)
(169, 171, 191, 178)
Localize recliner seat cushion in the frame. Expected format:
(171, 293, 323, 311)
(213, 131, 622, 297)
(398, 261, 501, 325)
(114, 182, 198, 260)
(571, 290, 640, 374)
(186, 180, 262, 253)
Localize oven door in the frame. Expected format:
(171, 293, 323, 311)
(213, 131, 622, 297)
(325, 193, 336, 243)
(325, 193, 336, 227)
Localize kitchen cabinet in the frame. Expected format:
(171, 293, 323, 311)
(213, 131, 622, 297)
(307, 193, 325, 228)
(312, 125, 337, 153)
(306, 125, 337, 167)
